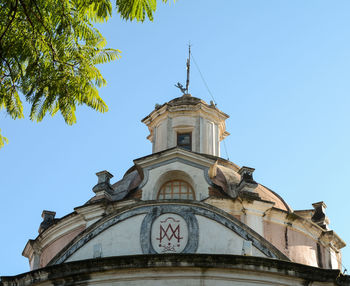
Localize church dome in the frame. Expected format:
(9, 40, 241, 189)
(9, 88, 347, 286)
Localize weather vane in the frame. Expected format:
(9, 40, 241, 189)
(175, 43, 191, 95)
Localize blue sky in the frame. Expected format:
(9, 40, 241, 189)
(1, 0, 350, 275)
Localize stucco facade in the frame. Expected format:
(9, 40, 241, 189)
(1, 94, 348, 286)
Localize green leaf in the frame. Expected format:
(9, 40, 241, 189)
(0, 129, 9, 149)
(0, 0, 172, 148)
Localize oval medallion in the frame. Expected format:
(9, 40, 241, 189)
(151, 213, 188, 253)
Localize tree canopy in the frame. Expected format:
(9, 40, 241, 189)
(0, 0, 167, 148)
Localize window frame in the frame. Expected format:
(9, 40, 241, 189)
(157, 179, 195, 200)
(177, 132, 192, 151)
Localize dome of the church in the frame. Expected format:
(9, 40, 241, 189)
(3, 93, 348, 286)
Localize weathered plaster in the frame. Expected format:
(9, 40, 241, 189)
(40, 225, 85, 267)
(66, 214, 145, 262)
(263, 220, 323, 268)
(196, 215, 264, 257)
(241, 200, 275, 236)
(50, 202, 288, 265)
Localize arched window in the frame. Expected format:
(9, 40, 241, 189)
(157, 180, 195, 200)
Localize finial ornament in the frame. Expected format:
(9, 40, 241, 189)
(175, 43, 191, 96)
(186, 43, 191, 94)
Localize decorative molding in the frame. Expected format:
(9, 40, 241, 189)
(138, 157, 212, 191)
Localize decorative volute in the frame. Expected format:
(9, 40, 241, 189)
(142, 94, 229, 156)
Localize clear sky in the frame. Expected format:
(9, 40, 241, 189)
(1, 0, 350, 276)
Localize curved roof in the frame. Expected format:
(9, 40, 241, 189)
(167, 95, 207, 106)
(107, 150, 291, 212)
(212, 162, 291, 212)
(255, 184, 291, 212)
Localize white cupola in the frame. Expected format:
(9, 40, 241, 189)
(141, 94, 229, 156)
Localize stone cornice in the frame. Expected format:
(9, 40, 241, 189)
(134, 147, 216, 169)
(142, 98, 229, 126)
(2, 254, 348, 286)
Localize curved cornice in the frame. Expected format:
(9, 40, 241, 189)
(2, 254, 348, 286)
(48, 201, 290, 265)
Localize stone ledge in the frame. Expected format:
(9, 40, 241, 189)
(1, 254, 349, 286)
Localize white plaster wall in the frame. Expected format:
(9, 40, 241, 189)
(330, 249, 339, 269)
(171, 117, 197, 151)
(66, 214, 145, 262)
(196, 215, 265, 257)
(244, 211, 264, 236)
(142, 161, 210, 201)
(154, 121, 167, 152)
(151, 114, 221, 156)
(65, 214, 268, 264)
(153, 116, 198, 153)
(171, 116, 196, 129)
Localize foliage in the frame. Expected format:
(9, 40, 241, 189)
(0, 0, 168, 148)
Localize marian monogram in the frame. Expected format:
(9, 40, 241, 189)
(156, 217, 183, 252)
(141, 207, 198, 254)
(151, 213, 189, 253)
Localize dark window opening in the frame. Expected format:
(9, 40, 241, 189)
(177, 133, 192, 151)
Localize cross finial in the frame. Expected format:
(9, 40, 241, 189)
(185, 43, 191, 94)
(175, 43, 191, 96)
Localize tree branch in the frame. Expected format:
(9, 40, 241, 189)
(0, 0, 19, 45)
(31, 0, 53, 38)
(19, 0, 58, 64)
(18, 0, 35, 32)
